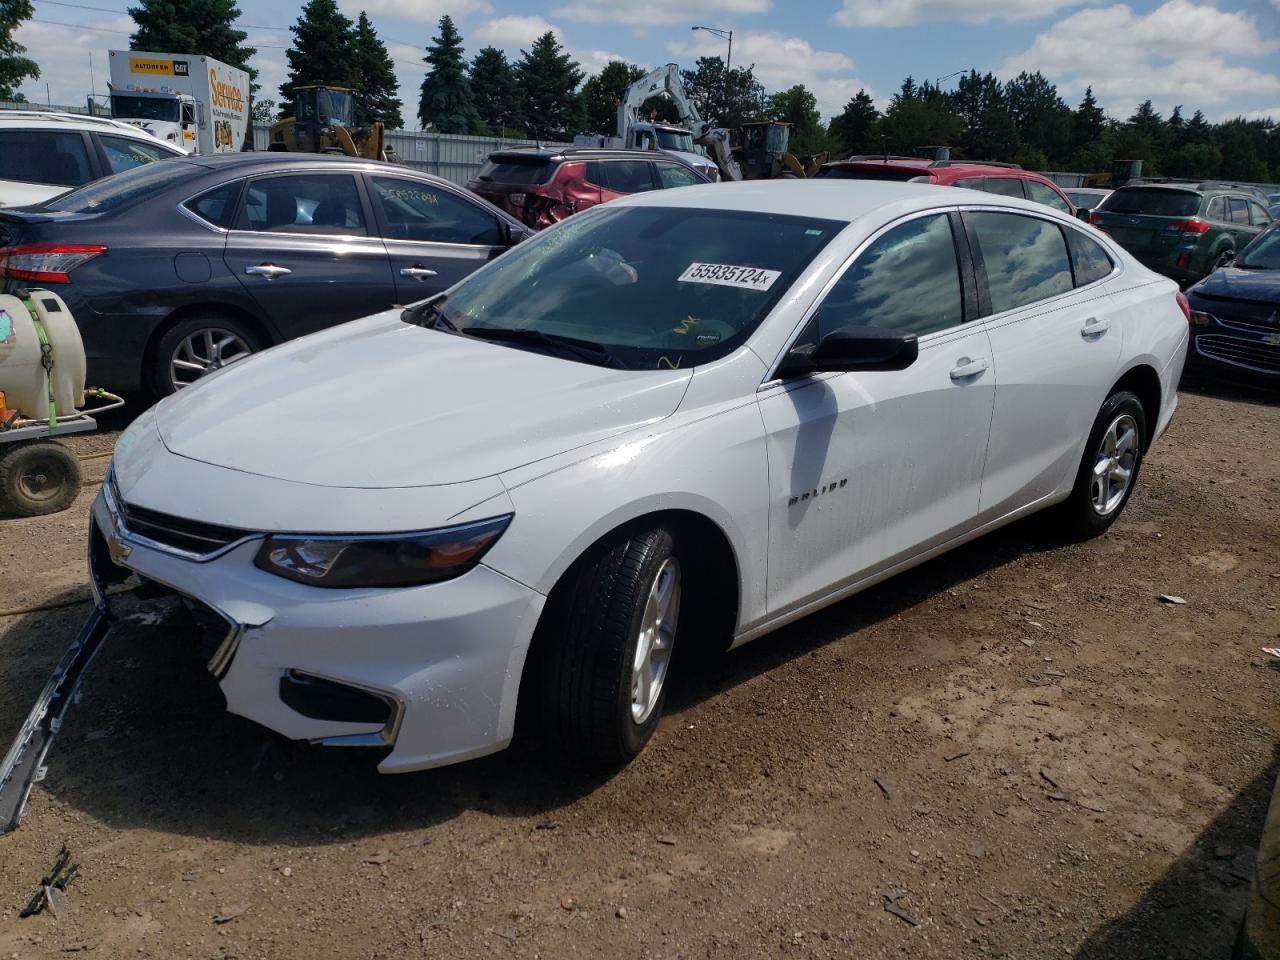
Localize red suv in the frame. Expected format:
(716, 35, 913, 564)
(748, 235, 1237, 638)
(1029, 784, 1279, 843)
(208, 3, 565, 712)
(468, 148, 711, 230)
(815, 157, 1076, 216)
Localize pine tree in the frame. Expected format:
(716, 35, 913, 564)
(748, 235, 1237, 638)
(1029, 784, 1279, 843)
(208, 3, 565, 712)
(0, 0, 38, 100)
(1185, 109, 1211, 143)
(514, 32, 583, 139)
(827, 90, 880, 158)
(418, 14, 477, 133)
(469, 45, 518, 135)
(1072, 86, 1105, 155)
(1166, 104, 1185, 145)
(128, 0, 255, 79)
(580, 60, 644, 136)
(680, 56, 765, 129)
(280, 0, 356, 115)
(351, 11, 402, 129)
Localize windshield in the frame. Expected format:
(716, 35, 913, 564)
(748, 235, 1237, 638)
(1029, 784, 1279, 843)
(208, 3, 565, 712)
(111, 94, 180, 123)
(318, 90, 353, 128)
(656, 129, 694, 152)
(1099, 188, 1199, 217)
(44, 159, 193, 213)
(1237, 223, 1280, 270)
(431, 205, 842, 369)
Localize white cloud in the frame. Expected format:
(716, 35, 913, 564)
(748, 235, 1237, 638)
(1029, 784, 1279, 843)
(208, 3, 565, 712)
(1001, 1, 1280, 113)
(670, 30, 875, 118)
(338, 0, 493, 26)
(553, 0, 769, 27)
(834, 0, 1087, 27)
(1223, 105, 1280, 123)
(473, 15, 560, 50)
(11, 18, 135, 108)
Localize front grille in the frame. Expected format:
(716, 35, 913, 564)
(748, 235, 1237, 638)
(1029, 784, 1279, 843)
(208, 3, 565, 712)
(1193, 298, 1280, 335)
(1194, 334, 1280, 374)
(119, 500, 249, 556)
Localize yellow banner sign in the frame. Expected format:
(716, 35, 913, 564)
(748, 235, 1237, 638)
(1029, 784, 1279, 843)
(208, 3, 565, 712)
(129, 58, 173, 75)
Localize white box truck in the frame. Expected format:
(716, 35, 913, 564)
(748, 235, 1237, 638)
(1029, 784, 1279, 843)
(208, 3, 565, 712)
(107, 50, 250, 155)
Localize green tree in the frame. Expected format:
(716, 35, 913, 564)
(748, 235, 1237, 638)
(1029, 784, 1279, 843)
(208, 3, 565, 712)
(951, 71, 1016, 161)
(826, 89, 880, 158)
(129, 0, 256, 80)
(1004, 71, 1071, 166)
(513, 31, 583, 139)
(1164, 141, 1221, 179)
(1071, 86, 1105, 159)
(351, 11, 402, 129)
(1215, 118, 1270, 181)
(418, 14, 477, 133)
(0, 0, 38, 100)
(680, 56, 766, 128)
(280, 0, 355, 114)
(469, 45, 519, 135)
(580, 60, 645, 135)
(767, 84, 825, 154)
(880, 76, 963, 156)
(1185, 109, 1212, 143)
(250, 97, 276, 122)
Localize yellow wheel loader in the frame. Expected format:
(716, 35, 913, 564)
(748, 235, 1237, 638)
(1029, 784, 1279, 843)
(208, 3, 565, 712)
(268, 86, 399, 163)
(731, 122, 828, 180)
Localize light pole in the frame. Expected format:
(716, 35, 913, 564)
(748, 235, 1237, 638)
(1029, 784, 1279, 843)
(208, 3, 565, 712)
(935, 69, 968, 88)
(692, 26, 733, 122)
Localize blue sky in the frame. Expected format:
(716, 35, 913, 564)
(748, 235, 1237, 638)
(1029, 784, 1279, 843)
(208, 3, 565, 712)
(14, 0, 1280, 124)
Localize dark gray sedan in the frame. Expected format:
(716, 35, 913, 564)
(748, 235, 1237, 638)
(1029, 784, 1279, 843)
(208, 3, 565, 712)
(0, 154, 530, 395)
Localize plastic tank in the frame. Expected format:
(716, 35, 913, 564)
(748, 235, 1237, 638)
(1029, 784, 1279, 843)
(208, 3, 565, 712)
(0, 289, 86, 419)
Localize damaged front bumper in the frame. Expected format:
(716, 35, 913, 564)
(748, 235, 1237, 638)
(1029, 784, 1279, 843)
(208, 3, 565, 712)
(88, 481, 545, 773)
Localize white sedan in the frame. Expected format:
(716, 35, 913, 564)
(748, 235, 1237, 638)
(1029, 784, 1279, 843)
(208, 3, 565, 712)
(91, 181, 1189, 771)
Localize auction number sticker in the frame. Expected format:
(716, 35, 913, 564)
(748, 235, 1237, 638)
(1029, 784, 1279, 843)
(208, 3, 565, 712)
(677, 262, 781, 291)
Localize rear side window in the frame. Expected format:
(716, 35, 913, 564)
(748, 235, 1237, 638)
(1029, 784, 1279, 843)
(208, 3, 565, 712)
(1248, 201, 1272, 226)
(0, 130, 93, 188)
(655, 162, 703, 189)
(1100, 188, 1199, 217)
(602, 160, 657, 194)
(474, 159, 552, 186)
(1227, 198, 1250, 225)
(969, 212, 1073, 314)
(816, 213, 964, 338)
(1027, 180, 1071, 213)
(984, 177, 1025, 199)
(1206, 197, 1227, 221)
(184, 182, 240, 228)
(954, 176, 985, 191)
(1065, 228, 1114, 286)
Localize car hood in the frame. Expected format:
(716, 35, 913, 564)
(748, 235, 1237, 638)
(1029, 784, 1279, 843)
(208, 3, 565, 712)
(1191, 266, 1280, 304)
(155, 311, 692, 489)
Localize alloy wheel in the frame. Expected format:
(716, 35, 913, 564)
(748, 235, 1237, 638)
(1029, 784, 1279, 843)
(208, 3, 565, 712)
(170, 327, 254, 391)
(1091, 413, 1139, 516)
(630, 557, 681, 725)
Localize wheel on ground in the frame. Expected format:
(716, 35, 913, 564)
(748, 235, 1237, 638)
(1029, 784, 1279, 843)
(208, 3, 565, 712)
(149, 314, 263, 397)
(0, 440, 83, 517)
(1053, 390, 1147, 540)
(540, 526, 683, 765)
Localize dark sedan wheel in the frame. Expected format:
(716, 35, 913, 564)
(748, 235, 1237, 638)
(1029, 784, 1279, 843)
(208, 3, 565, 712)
(150, 315, 263, 397)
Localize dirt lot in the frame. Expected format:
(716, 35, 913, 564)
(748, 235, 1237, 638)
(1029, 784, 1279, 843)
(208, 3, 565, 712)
(1, 377, 1278, 960)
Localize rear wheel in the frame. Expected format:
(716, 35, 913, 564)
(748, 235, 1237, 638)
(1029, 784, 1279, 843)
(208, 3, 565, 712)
(539, 526, 682, 765)
(0, 440, 82, 517)
(149, 314, 263, 397)
(1052, 390, 1146, 540)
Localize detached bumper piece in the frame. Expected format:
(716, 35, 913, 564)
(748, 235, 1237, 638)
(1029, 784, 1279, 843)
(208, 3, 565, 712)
(0, 606, 113, 835)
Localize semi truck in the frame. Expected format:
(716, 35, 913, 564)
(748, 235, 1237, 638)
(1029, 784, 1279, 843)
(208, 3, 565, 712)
(107, 50, 250, 155)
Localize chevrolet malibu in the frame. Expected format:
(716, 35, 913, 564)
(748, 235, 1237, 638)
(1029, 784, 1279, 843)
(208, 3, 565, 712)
(91, 181, 1189, 771)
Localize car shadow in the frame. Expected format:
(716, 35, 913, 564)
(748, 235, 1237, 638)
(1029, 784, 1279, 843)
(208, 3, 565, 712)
(1179, 369, 1280, 408)
(1072, 740, 1279, 959)
(2, 512, 1068, 847)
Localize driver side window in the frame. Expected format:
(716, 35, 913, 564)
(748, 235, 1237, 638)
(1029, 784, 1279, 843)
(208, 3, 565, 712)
(813, 213, 965, 340)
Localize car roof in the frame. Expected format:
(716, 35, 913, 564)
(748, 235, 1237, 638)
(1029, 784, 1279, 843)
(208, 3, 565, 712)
(486, 147, 694, 163)
(610, 178, 1066, 223)
(822, 157, 1061, 185)
(0, 110, 165, 140)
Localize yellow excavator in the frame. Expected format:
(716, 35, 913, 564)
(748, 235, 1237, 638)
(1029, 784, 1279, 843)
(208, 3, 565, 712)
(268, 86, 399, 162)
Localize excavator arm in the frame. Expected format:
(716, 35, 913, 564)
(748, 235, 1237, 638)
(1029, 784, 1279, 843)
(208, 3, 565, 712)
(616, 64, 743, 181)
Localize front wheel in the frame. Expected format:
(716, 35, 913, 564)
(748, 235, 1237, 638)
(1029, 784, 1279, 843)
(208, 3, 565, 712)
(540, 526, 682, 765)
(1052, 390, 1147, 540)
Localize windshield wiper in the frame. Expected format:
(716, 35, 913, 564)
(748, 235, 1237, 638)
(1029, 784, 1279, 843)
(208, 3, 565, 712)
(464, 326, 625, 368)
(400, 296, 456, 331)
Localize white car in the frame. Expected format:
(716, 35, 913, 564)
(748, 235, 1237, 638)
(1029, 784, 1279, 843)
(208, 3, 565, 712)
(0, 110, 186, 207)
(91, 181, 1189, 771)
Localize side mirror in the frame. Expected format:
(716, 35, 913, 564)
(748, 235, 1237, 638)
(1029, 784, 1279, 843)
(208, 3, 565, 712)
(777, 325, 919, 379)
(1076, 207, 1091, 221)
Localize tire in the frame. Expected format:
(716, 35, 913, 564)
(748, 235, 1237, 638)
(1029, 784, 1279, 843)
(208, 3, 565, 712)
(1052, 390, 1147, 540)
(539, 526, 683, 765)
(0, 440, 83, 517)
(775, 172, 799, 179)
(1215, 246, 1236, 269)
(149, 314, 264, 398)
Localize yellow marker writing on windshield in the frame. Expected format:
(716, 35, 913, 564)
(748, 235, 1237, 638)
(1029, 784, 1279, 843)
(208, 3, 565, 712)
(671, 316, 700, 335)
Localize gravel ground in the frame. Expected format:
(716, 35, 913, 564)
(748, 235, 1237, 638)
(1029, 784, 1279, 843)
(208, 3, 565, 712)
(1, 376, 1278, 960)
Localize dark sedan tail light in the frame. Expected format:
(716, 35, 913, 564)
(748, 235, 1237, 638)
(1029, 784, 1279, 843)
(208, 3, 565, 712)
(0, 243, 107, 283)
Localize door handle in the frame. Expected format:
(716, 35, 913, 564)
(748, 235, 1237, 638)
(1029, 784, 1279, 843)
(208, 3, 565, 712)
(244, 263, 291, 279)
(949, 357, 988, 381)
(1081, 316, 1111, 338)
(400, 266, 438, 280)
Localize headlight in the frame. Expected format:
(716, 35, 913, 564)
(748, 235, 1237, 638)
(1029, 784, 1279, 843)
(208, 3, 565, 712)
(254, 515, 512, 588)
(1189, 310, 1213, 327)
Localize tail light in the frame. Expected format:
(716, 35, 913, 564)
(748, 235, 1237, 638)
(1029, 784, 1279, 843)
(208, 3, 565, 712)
(508, 192, 526, 207)
(1088, 211, 1104, 226)
(1175, 290, 1191, 323)
(1164, 219, 1211, 236)
(0, 243, 107, 283)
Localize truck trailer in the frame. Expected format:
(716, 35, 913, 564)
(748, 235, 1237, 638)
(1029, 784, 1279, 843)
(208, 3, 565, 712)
(107, 50, 250, 155)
